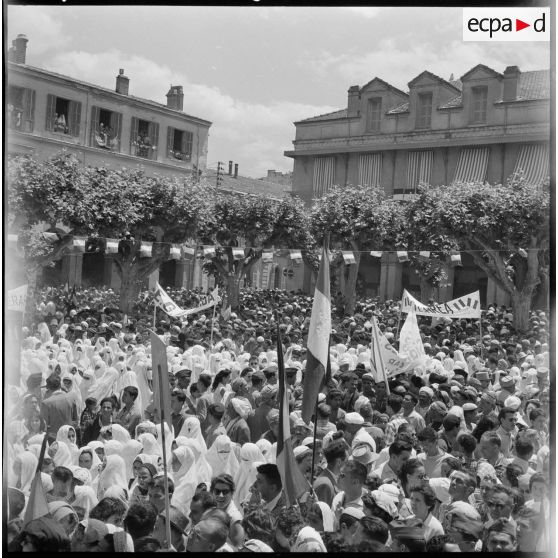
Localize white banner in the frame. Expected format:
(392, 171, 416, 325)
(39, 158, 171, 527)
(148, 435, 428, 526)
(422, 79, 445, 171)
(398, 307, 429, 374)
(7, 285, 28, 312)
(154, 283, 221, 319)
(400, 289, 481, 319)
(370, 316, 409, 379)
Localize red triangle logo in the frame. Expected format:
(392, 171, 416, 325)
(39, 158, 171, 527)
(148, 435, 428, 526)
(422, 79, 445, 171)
(516, 18, 530, 31)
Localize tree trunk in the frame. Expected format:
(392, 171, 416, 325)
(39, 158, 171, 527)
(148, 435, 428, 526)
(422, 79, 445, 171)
(118, 261, 142, 315)
(23, 265, 40, 328)
(344, 250, 361, 316)
(510, 292, 532, 333)
(419, 276, 435, 302)
(225, 275, 241, 309)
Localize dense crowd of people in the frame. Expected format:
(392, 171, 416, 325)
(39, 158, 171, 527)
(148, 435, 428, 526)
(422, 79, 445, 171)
(6, 284, 551, 552)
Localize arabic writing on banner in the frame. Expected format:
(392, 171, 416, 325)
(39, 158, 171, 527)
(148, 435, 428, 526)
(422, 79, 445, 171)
(7, 285, 28, 312)
(154, 282, 220, 319)
(400, 289, 481, 319)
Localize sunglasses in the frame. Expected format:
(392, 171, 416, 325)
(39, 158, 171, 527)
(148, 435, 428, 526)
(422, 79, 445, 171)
(212, 488, 231, 496)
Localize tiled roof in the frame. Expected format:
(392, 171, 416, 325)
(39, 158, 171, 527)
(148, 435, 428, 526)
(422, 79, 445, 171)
(297, 108, 348, 123)
(386, 101, 410, 115)
(408, 70, 461, 93)
(517, 70, 550, 100)
(204, 170, 289, 198)
(449, 79, 463, 90)
(438, 94, 463, 109)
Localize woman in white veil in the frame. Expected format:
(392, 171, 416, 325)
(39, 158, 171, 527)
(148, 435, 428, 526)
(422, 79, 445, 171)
(88, 366, 119, 402)
(178, 416, 207, 452)
(206, 435, 240, 479)
(171, 446, 199, 516)
(233, 443, 265, 508)
(97, 454, 128, 500)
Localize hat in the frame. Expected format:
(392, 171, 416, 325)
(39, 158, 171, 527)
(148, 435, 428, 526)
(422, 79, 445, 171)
(462, 402, 478, 412)
(293, 445, 311, 459)
(488, 518, 517, 539)
(71, 467, 91, 485)
(251, 370, 265, 382)
(428, 477, 451, 503)
(362, 373, 375, 382)
(352, 444, 378, 466)
(389, 518, 426, 542)
(500, 376, 515, 389)
(370, 490, 398, 519)
(503, 395, 521, 410)
(243, 539, 274, 552)
(345, 412, 364, 425)
(429, 401, 448, 415)
(263, 364, 278, 376)
(446, 501, 482, 538)
(419, 386, 434, 398)
(259, 384, 278, 402)
(476, 371, 491, 382)
(340, 507, 365, 521)
(354, 395, 370, 414)
(266, 409, 280, 425)
(480, 392, 496, 405)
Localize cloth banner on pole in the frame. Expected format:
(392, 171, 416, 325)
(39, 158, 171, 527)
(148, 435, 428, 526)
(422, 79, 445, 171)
(150, 331, 173, 431)
(154, 282, 221, 319)
(398, 307, 428, 374)
(400, 289, 481, 319)
(369, 316, 410, 381)
(203, 246, 216, 258)
(7, 285, 28, 312)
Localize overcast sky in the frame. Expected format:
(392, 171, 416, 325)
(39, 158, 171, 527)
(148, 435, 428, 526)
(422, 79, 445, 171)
(7, 5, 550, 178)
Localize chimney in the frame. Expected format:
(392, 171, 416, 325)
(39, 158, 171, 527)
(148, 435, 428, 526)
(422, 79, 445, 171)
(503, 66, 521, 102)
(234, 164, 238, 179)
(347, 85, 360, 117)
(228, 161, 233, 175)
(116, 69, 130, 95)
(166, 85, 184, 111)
(10, 34, 28, 64)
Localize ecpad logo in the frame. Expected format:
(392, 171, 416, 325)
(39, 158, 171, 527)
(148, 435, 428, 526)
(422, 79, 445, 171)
(463, 8, 549, 41)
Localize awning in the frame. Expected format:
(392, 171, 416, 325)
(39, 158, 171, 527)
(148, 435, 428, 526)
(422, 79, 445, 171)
(313, 156, 335, 197)
(513, 143, 549, 186)
(453, 147, 489, 183)
(358, 153, 382, 188)
(406, 150, 433, 191)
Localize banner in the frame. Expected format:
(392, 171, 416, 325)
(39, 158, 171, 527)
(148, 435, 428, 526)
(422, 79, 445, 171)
(154, 282, 221, 319)
(370, 316, 410, 380)
(400, 289, 481, 319)
(7, 285, 28, 312)
(398, 307, 428, 374)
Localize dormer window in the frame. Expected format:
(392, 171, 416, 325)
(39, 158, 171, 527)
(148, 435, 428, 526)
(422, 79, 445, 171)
(416, 92, 432, 129)
(366, 97, 382, 132)
(471, 86, 488, 123)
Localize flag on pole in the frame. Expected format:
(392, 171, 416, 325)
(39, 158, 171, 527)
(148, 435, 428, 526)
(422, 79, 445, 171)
(301, 241, 331, 424)
(150, 331, 173, 432)
(369, 316, 390, 394)
(23, 434, 50, 526)
(276, 321, 309, 506)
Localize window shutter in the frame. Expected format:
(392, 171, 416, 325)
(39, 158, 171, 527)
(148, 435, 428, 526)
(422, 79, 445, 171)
(150, 122, 159, 160)
(184, 131, 193, 160)
(69, 100, 81, 137)
(110, 111, 122, 150)
(90, 105, 100, 146)
(130, 117, 139, 154)
(45, 94, 56, 131)
(167, 126, 174, 158)
(23, 88, 35, 132)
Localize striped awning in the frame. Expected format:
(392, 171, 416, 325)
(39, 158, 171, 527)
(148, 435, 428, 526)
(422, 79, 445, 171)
(513, 143, 549, 186)
(313, 157, 335, 197)
(358, 153, 382, 188)
(406, 150, 433, 191)
(453, 147, 489, 183)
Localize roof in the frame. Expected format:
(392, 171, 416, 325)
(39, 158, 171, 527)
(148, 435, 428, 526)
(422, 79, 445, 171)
(460, 63, 504, 82)
(408, 70, 461, 93)
(204, 170, 289, 198)
(449, 79, 463, 90)
(8, 61, 212, 125)
(359, 77, 409, 98)
(386, 101, 409, 115)
(438, 95, 463, 109)
(517, 69, 550, 100)
(296, 108, 348, 123)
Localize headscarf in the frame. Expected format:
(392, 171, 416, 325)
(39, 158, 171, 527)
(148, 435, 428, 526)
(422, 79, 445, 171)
(104, 440, 124, 457)
(230, 397, 252, 420)
(53, 441, 73, 468)
(97, 454, 128, 499)
(171, 446, 198, 516)
(133, 360, 153, 415)
(138, 433, 162, 458)
(121, 440, 143, 480)
(178, 438, 212, 486)
(13, 451, 38, 494)
(206, 435, 240, 478)
(56, 425, 79, 465)
(88, 365, 119, 402)
(316, 501, 335, 532)
(155, 421, 175, 461)
(78, 446, 102, 478)
(178, 416, 207, 452)
(255, 439, 273, 463)
(135, 421, 158, 439)
(233, 443, 265, 508)
(292, 526, 327, 552)
(108, 424, 132, 445)
(172, 446, 194, 485)
(47, 501, 79, 528)
(60, 371, 84, 415)
(73, 485, 98, 520)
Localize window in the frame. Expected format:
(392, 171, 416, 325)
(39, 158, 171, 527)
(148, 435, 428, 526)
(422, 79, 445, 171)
(416, 92, 432, 129)
(167, 127, 193, 161)
(90, 106, 122, 150)
(7, 86, 35, 132)
(366, 98, 382, 131)
(130, 117, 159, 160)
(471, 86, 488, 123)
(45, 94, 81, 136)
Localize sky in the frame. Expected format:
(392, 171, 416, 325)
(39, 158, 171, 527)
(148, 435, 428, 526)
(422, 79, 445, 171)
(7, 5, 550, 178)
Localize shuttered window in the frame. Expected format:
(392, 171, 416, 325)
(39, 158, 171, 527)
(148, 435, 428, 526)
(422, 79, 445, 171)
(366, 98, 382, 132)
(405, 150, 433, 191)
(90, 106, 122, 151)
(358, 154, 382, 188)
(416, 92, 433, 129)
(7, 86, 35, 132)
(453, 147, 489, 183)
(166, 127, 193, 161)
(45, 94, 81, 137)
(131, 117, 159, 160)
(471, 87, 488, 123)
(513, 143, 549, 186)
(312, 156, 335, 197)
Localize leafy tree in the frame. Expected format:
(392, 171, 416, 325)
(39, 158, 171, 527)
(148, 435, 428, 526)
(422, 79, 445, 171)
(310, 186, 403, 315)
(405, 177, 550, 332)
(198, 192, 311, 309)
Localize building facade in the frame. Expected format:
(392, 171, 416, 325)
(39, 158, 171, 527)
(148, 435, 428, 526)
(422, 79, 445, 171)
(284, 63, 550, 305)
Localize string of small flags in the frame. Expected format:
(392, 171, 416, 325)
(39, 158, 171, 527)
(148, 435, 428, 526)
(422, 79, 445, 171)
(6, 233, 537, 265)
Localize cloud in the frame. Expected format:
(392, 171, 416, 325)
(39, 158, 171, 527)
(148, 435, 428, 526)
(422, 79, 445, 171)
(40, 49, 336, 177)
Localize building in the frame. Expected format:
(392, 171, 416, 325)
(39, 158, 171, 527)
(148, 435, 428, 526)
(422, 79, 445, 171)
(284, 63, 550, 305)
(258, 169, 293, 189)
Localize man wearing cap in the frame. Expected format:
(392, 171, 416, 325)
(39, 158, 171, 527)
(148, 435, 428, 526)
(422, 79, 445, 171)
(497, 375, 517, 405)
(343, 412, 376, 452)
(247, 384, 277, 442)
(415, 387, 433, 419)
(462, 402, 478, 432)
(486, 518, 518, 552)
(478, 392, 498, 421)
(444, 500, 483, 551)
(40, 375, 78, 440)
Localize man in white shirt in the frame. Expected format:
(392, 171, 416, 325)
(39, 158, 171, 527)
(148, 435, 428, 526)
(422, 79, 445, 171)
(331, 460, 368, 530)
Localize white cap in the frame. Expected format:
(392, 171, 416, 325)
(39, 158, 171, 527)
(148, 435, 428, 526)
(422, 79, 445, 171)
(345, 412, 364, 425)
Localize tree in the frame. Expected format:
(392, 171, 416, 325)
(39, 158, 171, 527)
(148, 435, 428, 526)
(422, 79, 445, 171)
(8, 151, 209, 316)
(405, 177, 550, 332)
(310, 186, 402, 315)
(198, 192, 311, 309)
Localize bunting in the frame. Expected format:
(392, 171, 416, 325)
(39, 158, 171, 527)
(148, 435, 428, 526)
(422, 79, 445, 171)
(232, 248, 245, 260)
(342, 251, 356, 265)
(290, 249, 302, 263)
(397, 251, 409, 263)
(73, 237, 86, 252)
(105, 239, 119, 254)
(140, 242, 153, 258)
(169, 245, 182, 260)
(370, 251, 383, 258)
(262, 250, 274, 263)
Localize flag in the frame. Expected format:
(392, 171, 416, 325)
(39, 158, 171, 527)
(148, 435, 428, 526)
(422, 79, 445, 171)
(398, 307, 428, 372)
(397, 250, 409, 263)
(342, 251, 356, 265)
(290, 249, 302, 263)
(301, 242, 331, 424)
(369, 316, 390, 394)
(106, 239, 119, 254)
(6, 284, 28, 312)
(150, 331, 173, 432)
(23, 434, 50, 526)
(140, 241, 153, 258)
(169, 244, 182, 260)
(370, 251, 383, 258)
(71, 285, 78, 307)
(324, 336, 332, 386)
(276, 322, 309, 506)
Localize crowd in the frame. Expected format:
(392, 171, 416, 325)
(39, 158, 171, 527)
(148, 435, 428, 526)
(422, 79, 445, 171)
(6, 284, 552, 552)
